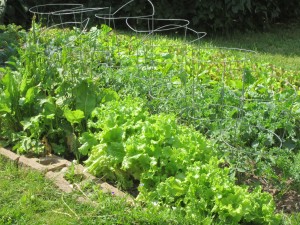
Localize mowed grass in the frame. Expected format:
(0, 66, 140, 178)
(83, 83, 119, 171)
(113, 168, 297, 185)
(205, 22, 300, 70)
(0, 156, 186, 225)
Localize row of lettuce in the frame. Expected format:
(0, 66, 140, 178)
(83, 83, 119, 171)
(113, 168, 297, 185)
(0, 24, 299, 223)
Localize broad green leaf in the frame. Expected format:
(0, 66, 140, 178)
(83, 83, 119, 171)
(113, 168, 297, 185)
(20, 74, 28, 94)
(101, 24, 112, 35)
(101, 88, 120, 103)
(2, 72, 19, 100)
(25, 87, 38, 104)
(21, 118, 32, 131)
(75, 81, 97, 118)
(243, 68, 255, 85)
(41, 98, 56, 116)
(0, 93, 11, 113)
(106, 142, 125, 162)
(21, 115, 43, 131)
(102, 127, 123, 143)
(64, 109, 85, 125)
(0, 103, 11, 113)
(79, 132, 98, 155)
(229, 79, 243, 89)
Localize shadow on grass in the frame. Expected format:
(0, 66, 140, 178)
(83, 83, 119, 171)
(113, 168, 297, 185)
(203, 22, 300, 70)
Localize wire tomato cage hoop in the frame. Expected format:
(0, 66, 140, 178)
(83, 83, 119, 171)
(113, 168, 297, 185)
(28, 0, 298, 168)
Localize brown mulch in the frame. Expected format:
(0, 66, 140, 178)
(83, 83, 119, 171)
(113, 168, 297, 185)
(237, 173, 300, 213)
(276, 189, 300, 213)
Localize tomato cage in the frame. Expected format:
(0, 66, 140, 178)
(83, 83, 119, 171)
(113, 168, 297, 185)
(29, 4, 83, 27)
(181, 46, 298, 172)
(28, 3, 113, 82)
(26, 0, 298, 174)
(28, 3, 109, 55)
(94, 1, 289, 160)
(122, 18, 207, 115)
(95, 0, 155, 29)
(124, 17, 297, 167)
(93, 0, 155, 64)
(29, 4, 108, 29)
(92, 0, 206, 108)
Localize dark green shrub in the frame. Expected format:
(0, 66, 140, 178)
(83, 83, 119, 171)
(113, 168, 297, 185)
(87, 0, 298, 33)
(278, 0, 300, 21)
(5, 0, 300, 33)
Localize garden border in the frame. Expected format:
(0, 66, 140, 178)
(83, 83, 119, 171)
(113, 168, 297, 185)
(0, 147, 134, 203)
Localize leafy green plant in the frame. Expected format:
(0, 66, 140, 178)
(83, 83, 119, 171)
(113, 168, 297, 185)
(142, 159, 280, 224)
(64, 162, 85, 184)
(0, 24, 24, 65)
(290, 151, 300, 186)
(81, 97, 280, 224)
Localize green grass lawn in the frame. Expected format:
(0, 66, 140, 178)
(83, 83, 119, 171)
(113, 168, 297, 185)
(1, 155, 299, 224)
(0, 156, 188, 225)
(206, 22, 300, 70)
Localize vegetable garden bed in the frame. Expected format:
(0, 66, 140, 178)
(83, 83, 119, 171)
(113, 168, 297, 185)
(0, 2, 300, 224)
